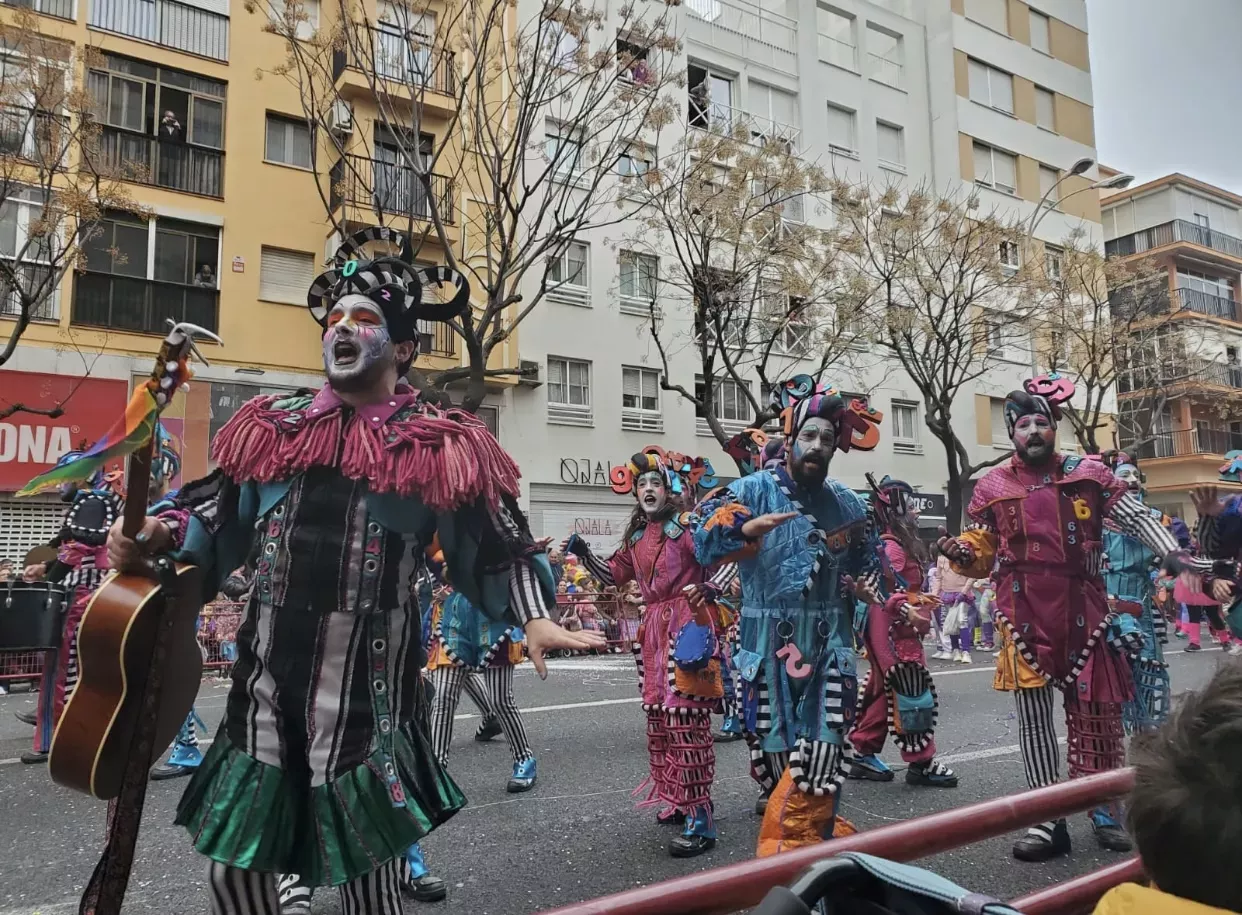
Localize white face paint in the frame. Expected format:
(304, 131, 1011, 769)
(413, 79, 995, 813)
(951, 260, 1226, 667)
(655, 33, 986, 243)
(1115, 465, 1142, 494)
(788, 416, 836, 486)
(322, 295, 395, 391)
(635, 470, 668, 517)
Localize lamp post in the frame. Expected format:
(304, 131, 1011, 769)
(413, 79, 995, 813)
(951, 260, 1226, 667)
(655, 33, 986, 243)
(1026, 157, 1134, 239)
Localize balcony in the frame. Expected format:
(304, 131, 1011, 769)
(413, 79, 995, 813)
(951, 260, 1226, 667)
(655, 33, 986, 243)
(332, 26, 455, 109)
(0, 107, 68, 164)
(1174, 286, 1239, 321)
(1106, 219, 1242, 263)
(688, 99, 801, 152)
(2, 0, 74, 22)
(1118, 356, 1242, 395)
(97, 125, 224, 198)
(1127, 427, 1242, 462)
(88, 0, 229, 62)
(684, 0, 797, 76)
(417, 318, 454, 357)
(71, 272, 219, 335)
(331, 154, 454, 224)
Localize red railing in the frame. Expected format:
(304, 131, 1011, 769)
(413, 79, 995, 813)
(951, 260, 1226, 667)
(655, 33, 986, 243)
(0, 649, 46, 683)
(544, 769, 1139, 915)
(199, 601, 242, 673)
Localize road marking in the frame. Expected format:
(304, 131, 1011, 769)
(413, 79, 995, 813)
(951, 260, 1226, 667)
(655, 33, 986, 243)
(937, 737, 1066, 766)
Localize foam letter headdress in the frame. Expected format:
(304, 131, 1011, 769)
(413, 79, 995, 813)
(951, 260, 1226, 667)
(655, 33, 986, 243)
(774, 374, 883, 452)
(1003, 372, 1075, 439)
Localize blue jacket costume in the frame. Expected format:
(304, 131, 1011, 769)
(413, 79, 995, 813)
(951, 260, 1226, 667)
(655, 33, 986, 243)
(1102, 520, 1169, 732)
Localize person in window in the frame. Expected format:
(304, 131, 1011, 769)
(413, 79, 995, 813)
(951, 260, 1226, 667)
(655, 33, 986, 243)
(160, 110, 183, 142)
(195, 264, 215, 288)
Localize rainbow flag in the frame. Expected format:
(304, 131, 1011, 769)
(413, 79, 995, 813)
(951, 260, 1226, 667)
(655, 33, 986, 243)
(17, 386, 161, 497)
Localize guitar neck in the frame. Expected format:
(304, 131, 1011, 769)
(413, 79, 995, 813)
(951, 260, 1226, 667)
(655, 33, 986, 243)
(120, 436, 155, 539)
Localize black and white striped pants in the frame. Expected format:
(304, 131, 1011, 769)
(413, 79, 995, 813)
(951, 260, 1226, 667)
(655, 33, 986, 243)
(207, 860, 404, 914)
(428, 664, 532, 766)
(1014, 685, 1061, 790)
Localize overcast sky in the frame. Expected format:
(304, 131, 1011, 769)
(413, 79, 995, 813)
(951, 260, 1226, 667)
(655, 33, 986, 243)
(1087, 0, 1242, 193)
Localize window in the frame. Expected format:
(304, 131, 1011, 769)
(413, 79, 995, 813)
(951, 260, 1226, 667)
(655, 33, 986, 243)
(259, 247, 314, 305)
(1177, 268, 1234, 301)
(817, 6, 856, 70)
(547, 357, 592, 425)
(1035, 87, 1056, 132)
(748, 82, 798, 149)
(877, 121, 905, 170)
(891, 400, 919, 452)
(619, 251, 657, 314)
(622, 366, 662, 431)
(964, 0, 1008, 34)
(475, 404, 500, 441)
(374, 7, 435, 84)
(688, 64, 733, 131)
(1195, 213, 1211, 230)
(695, 375, 752, 434)
(968, 59, 1013, 113)
(542, 17, 581, 69)
(264, 114, 311, 169)
(617, 143, 653, 178)
(617, 35, 653, 86)
(547, 241, 589, 304)
(545, 123, 582, 180)
(1039, 165, 1060, 204)
(0, 188, 55, 321)
(867, 24, 903, 88)
(826, 104, 857, 155)
(973, 142, 1017, 194)
(272, 0, 319, 40)
(154, 219, 220, 287)
(989, 397, 1010, 446)
(1044, 244, 1063, 282)
(1029, 9, 1051, 54)
(999, 240, 1020, 271)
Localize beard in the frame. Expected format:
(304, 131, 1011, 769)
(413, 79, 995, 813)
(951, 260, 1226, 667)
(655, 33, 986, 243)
(1015, 436, 1055, 465)
(790, 451, 830, 488)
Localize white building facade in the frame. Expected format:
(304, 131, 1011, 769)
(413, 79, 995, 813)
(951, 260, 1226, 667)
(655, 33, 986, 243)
(488, 0, 1105, 551)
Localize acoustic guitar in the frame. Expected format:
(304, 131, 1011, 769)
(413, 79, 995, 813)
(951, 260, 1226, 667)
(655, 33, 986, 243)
(47, 322, 219, 915)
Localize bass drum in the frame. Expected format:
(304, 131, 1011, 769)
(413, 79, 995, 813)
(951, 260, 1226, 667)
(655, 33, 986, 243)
(0, 580, 69, 650)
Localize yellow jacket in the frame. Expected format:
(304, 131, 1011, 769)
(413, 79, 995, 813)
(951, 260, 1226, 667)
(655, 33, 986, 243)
(1094, 883, 1237, 915)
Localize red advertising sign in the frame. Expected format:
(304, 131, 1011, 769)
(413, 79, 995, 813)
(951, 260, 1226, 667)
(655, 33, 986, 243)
(0, 371, 129, 492)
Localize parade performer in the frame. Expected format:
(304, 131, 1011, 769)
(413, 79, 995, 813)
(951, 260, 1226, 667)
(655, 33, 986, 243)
(563, 449, 728, 858)
(1099, 456, 1171, 734)
(692, 377, 885, 857)
(20, 453, 121, 764)
(849, 475, 958, 788)
(106, 228, 600, 914)
(937, 375, 1200, 863)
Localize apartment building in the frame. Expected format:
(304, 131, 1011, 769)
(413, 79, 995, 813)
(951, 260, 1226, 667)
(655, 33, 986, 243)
(498, 0, 1107, 550)
(1103, 173, 1242, 520)
(0, 0, 489, 556)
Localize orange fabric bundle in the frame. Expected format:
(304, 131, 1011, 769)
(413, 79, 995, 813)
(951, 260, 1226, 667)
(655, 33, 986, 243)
(673, 658, 724, 701)
(756, 768, 841, 857)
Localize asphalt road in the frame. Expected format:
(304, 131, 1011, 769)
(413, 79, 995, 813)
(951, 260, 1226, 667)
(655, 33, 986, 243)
(0, 645, 1228, 915)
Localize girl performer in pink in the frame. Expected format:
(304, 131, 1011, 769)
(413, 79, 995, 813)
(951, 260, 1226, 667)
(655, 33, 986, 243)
(563, 450, 732, 859)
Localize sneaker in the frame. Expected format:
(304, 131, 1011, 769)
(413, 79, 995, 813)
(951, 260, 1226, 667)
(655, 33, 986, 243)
(977, 644, 995, 652)
(1186, 643, 1202, 652)
(506, 757, 537, 793)
(474, 717, 502, 742)
(1013, 820, 1071, 862)
(848, 753, 895, 782)
(0, 684, 7, 696)
(932, 650, 952, 661)
(951, 650, 962, 662)
(15, 711, 36, 726)
(906, 759, 959, 788)
(1090, 808, 1133, 853)
(959, 651, 972, 664)
(1175, 628, 1189, 640)
(277, 873, 312, 915)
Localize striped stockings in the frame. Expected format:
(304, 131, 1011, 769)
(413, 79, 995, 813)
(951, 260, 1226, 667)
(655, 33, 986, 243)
(1015, 685, 1062, 841)
(428, 664, 532, 766)
(209, 861, 404, 914)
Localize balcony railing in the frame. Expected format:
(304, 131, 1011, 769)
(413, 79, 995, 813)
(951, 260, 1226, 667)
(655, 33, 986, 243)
(96, 124, 224, 198)
(89, 0, 229, 62)
(685, 0, 797, 76)
(331, 154, 454, 223)
(0, 107, 68, 164)
(416, 317, 454, 357)
(72, 271, 219, 335)
(1118, 355, 1242, 394)
(332, 26, 455, 96)
(1124, 427, 1242, 461)
(1174, 285, 1239, 320)
(869, 52, 903, 89)
(687, 99, 801, 151)
(1106, 218, 1242, 261)
(2, 0, 74, 22)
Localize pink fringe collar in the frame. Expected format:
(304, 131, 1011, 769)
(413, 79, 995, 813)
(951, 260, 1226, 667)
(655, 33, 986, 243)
(210, 390, 521, 512)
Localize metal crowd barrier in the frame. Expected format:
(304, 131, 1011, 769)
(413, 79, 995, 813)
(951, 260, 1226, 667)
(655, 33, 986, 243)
(555, 594, 638, 654)
(543, 769, 1139, 915)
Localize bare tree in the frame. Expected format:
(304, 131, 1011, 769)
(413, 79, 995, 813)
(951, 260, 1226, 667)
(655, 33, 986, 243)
(256, 0, 680, 410)
(0, 12, 143, 393)
(626, 121, 876, 464)
(834, 181, 1033, 532)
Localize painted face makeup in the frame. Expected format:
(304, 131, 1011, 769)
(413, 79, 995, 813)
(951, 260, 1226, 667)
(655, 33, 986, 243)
(1012, 413, 1055, 465)
(635, 470, 668, 517)
(322, 295, 395, 391)
(789, 417, 836, 487)
(1114, 465, 1142, 495)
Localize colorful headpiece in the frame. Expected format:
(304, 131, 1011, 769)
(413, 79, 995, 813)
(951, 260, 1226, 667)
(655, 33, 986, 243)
(151, 421, 181, 487)
(772, 374, 882, 452)
(53, 448, 104, 491)
(307, 227, 470, 350)
(663, 450, 719, 498)
(761, 437, 786, 469)
(1003, 373, 1075, 439)
(609, 446, 714, 497)
(866, 473, 914, 525)
(1220, 450, 1242, 483)
(723, 428, 769, 476)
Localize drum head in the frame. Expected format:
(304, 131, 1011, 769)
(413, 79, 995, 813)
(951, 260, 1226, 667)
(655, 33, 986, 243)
(23, 545, 57, 567)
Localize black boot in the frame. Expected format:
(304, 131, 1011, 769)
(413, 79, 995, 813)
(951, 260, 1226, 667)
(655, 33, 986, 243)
(1013, 820, 1071, 862)
(15, 711, 36, 727)
(668, 834, 717, 858)
(754, 788, 771, 816)
(474, 717, 502, 742)
(1091, 809, 1134, 853)
(404, 873, 447, 902)
(20, 750, 48, 764)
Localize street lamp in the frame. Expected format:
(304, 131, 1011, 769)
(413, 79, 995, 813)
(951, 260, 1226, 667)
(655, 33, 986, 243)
(1026, 157, 1136, 238)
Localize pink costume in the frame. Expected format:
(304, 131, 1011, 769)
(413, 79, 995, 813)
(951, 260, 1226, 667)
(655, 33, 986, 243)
(850, 537, 937, 764)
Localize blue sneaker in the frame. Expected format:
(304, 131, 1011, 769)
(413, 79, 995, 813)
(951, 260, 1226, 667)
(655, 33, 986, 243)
(848, 753, 895, 782)
(669, 804, 717, 858)
(402, 843, 446, 902)
(506, 756, 537, 793)
(1090, 807, 1132, 852)
(151, 742, 203, 780)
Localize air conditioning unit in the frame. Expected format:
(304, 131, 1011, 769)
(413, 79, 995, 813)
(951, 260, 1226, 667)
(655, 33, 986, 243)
(327, 100, 353, 135)
(518, 359, 542, 387)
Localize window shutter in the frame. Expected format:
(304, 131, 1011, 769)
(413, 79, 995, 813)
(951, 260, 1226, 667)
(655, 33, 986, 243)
(259, 247, 313, 304)
(622, 368, 639, 398)
(641, 370, 657, 399)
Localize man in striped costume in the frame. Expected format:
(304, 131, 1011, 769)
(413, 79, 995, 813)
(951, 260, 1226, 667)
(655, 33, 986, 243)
(107, 229, 601, 915)
(938, 376, 1204, 863)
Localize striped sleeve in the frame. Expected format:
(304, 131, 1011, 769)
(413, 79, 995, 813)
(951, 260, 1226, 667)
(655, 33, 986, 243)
(708, 562, 738, 591)
(1109, 494, 1211, 572)
(508, 560, 552, 624)
(1198, 514, 1221, 557)
(577, 547, 617, 586)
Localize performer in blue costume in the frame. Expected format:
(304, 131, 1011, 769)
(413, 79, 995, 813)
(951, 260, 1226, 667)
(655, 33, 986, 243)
(692, 376, 885, 856)
(106, 228, 600, 915)
(1100, 455, 1171, 734)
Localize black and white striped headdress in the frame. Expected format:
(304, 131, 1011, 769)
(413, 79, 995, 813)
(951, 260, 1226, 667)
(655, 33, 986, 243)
(307, 226, 471, 344)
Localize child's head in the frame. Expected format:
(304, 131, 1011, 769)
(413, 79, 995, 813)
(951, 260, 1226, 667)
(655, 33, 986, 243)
(1128, 661, 1242, 911)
